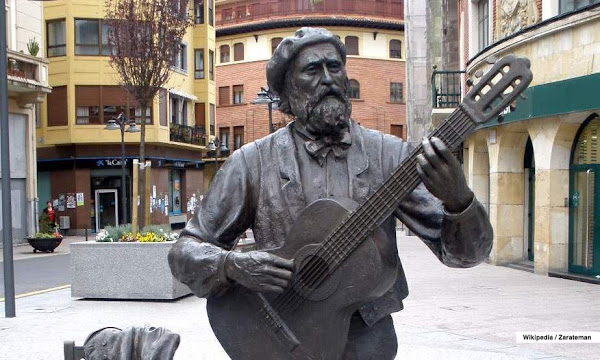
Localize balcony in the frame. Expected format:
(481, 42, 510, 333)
(6, 49, 51, 105)
(169, 123, 207, 146)
(431, 69, 464, 127)
(216, 0, 403, 27)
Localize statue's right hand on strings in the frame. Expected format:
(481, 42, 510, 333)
(224, 251, 294, 293)
(416, 137, 474, 213)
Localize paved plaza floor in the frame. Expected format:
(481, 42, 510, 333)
(1, 235, 599, 359)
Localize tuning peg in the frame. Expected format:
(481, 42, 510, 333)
(519, 94, 527, 100)
(510, 100, 517, 111)
(474, 69, 484, 78)
(486, 56, 498, 64)
(497, 114, 504, 123)
(466, 78, 473, 87)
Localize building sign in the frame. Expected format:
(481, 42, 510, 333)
(95, 158, 130, 167)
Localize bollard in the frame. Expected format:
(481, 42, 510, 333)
(85, 227, 88, 241)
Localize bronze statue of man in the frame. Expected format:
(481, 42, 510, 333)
(169, 27, 492, 359)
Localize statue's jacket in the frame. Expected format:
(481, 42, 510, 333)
(169, 120, 493, 326)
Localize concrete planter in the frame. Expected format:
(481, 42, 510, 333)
(71, 241, 191, 300)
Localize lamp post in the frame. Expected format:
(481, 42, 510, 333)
(105, 113, 140, 225)
(251, 86, 279, 134)
(206, 136, 229, 181)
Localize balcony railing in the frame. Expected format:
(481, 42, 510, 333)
(216, 0, 403, 26)
(6, 49, 49, 89)
(170, 123, 207, 146)
(431, 70, 465, 108)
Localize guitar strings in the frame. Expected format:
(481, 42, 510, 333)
(271, 111, 475, 315)
(273, 112, 476, 316)
(270, 111, 475, 315)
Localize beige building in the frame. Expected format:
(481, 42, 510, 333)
(429, 1, 600, 281)
(2, 0, 51, 244)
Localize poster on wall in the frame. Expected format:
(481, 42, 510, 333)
(58, 194, 66, 211)
(66, 193, 76, 209)
(76, 193, 84, 207)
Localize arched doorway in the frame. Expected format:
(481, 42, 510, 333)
(569, 114, 599, 276)
(524, 138, 534, 262)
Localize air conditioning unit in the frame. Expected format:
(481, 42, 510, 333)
(59, 216, 70, 229)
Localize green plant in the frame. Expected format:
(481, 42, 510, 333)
(27, 38, 39, 57)
(140, 224, 171, 235)
(104, 224, 132, 242)
(38, 212, 57, 234)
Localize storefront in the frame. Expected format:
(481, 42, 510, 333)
(37, 150, 206, 234)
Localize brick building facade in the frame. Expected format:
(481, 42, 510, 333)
(213, 0, 406, 153)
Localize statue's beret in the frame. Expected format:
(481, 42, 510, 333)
(266, 27, 346, 96)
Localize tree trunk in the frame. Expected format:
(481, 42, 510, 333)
(139, 103, 147, 229)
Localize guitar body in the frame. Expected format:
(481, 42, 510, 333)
(207, 197, 399, 360)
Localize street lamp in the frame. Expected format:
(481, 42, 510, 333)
(207, 136, 229, 180)
(251, 86, 279, 134)
(104, 113, 140, 225)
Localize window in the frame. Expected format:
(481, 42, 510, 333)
(194, 49, 205, 78)
(233, 85, 244, 104)
(390, 82, 403, 103)
(345, 36, 359, 55)
(236, 6, 246, 18)
(223, 8, 233, 21)
(170, 96, 188, 125)
(47, 86, 68, 126)
(389, 40, 402, 59)
(219, 86, 230, 106)
(391, 124, 404, 139)
(234, 126, 244, 150)
(172, 42, 187, 71)
(233, 42, 244, 61)
(219, 127, 230, 150)
(209, 104, 215, 134)
(47, 20, 66, 57)
(560, 0, 600, 14)
(208, 0, 214, 26)
(132, 107, 152, 124)
(75, 19, 112, 56)
(209, 50, 214, 80)
(271, 37, 283, 54)
(195, 102, 205, 127)
(478, 0, 489, 51)
(194, 0, 204, 24)
(76, 106, 101, 124)
(348, 80, 360, 99)
(75, 85, 153, 125)
(220, 45, 230, 63)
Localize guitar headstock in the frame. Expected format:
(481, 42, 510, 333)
(462, 55, 533, 125)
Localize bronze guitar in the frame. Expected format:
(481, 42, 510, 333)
(207, 55, 533, 360)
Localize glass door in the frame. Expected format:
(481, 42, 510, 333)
(95, 189, 119, 231)
(569, 167, 599, 275)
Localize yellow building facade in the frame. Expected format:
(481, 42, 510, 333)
(38, 0, 216, 234)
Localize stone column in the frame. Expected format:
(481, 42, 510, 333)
(465, 131, 490, 214)
(487, 123, 529, 265)
(528, 116, 579, 274)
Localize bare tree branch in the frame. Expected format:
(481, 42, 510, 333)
(105, 0, 193, 228)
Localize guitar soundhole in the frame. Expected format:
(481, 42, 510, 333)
(297, 255, 330, 291)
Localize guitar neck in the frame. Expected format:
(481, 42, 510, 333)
(323, 106, 477, 264)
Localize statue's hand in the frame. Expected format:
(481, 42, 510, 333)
(224, 251, 294, 293)
(416, 137, 474, 213)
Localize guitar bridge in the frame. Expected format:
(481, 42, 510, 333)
(257, 293, 301, 352)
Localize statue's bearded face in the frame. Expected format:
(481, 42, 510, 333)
(285, 43, 351, 137)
